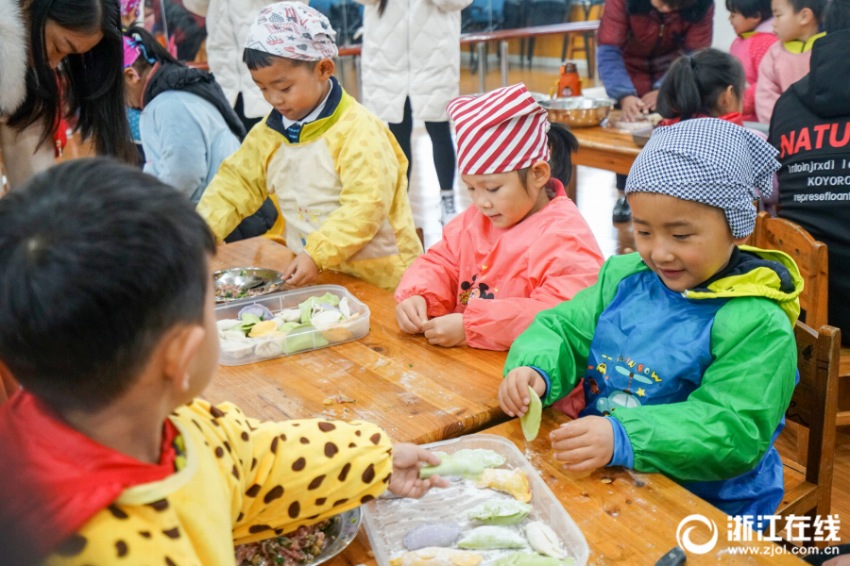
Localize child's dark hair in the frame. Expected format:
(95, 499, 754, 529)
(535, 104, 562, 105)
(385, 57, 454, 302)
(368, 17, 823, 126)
(9, 0, 136, 163)
(517, 122, 579, 189)
(125, 25, 179, 73)
(657, 48, 745, 121)
(0, 158, 216, 412)
(725, 0, 773, 21)
(787, 0, 828, 20)
(243, 48, 319, 71)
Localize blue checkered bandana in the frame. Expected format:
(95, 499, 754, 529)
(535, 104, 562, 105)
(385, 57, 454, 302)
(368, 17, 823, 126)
(625, 118, 779, 238)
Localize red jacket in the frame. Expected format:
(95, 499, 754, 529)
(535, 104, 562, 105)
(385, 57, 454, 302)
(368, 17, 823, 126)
(598, 0, 714, 100)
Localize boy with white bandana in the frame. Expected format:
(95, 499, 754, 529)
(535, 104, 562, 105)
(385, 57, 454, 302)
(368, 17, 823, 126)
(197, 2, 422, 291)
(500, 118, 802, 522)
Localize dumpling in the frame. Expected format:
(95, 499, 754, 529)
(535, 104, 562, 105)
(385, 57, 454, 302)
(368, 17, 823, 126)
(403, 522, 462, 550)
(525, 522, 568, 559)
(475, 468, 532, 503)
(389, 547, 483, 566)
(467, 499, 533, 525)
(419, 449, 506, 479)
(520, 385, 542, 441)
(456, 526, 527, 550)
(493, 552, 574, 566)
(254, 339, 283, 359)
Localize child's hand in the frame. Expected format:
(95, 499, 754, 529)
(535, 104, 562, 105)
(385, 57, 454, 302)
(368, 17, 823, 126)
(422, 313, 465, 347)
(283, 252, 319, 287)
(499, 367, 546, 417)
(550, 416, 614, 473)
(396, 296, 428, 333)
(620, 95, 647, 121)
(389, 443, 450, 498)
(641, 90, 659, 112)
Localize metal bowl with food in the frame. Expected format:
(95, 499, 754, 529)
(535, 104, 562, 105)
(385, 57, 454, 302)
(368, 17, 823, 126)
(214, 267, 286, 303)
(540, 97, 615, 128)
(235, 508, 362, 566)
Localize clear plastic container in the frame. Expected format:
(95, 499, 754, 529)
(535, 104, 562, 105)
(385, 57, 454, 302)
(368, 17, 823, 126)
(215, 284, 370, 366)
(362, 434, 590, 566)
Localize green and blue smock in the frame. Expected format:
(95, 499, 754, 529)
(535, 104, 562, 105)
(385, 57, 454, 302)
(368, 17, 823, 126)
(505, 247, 802, 519)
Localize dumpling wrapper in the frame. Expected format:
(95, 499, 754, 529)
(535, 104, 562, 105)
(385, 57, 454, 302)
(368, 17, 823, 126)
(476, 468, 532, 503)
(525, 521, 568, 559)
(419, 449, 506, 479)
(389, 547, 483, 566)
(456, 526, 527, 550)
(467, 499, 533, 525)
(403, 522, 462, 550)
(520, 385, 542, 441)
(493, 552, 574, 566)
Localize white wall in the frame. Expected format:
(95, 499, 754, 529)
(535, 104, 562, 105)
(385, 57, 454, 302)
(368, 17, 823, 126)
(712, 1, 736, 51)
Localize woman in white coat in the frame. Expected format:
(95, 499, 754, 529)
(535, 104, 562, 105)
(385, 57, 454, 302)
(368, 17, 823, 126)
(354, 0, 471, 224)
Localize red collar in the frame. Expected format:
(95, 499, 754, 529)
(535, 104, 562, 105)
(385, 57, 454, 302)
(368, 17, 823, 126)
(658, 112, 744, 127)
(0, 390, 179, 562)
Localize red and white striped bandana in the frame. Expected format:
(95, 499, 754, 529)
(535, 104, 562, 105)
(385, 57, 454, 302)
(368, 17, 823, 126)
(447, 84, 550, 175)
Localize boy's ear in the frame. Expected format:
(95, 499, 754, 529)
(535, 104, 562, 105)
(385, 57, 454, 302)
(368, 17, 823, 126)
(317, 58, 335, 80)
(161, 324, 206, 393)
(798, 6, 814, 23)
(123, 67, 141, 84)
(530, 160, 551, 189)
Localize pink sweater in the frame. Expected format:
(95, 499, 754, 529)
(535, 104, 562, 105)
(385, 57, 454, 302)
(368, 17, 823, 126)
(755, 38, 818, 123)
(394, 182, 604, 351)
(729, 20, 777, 122)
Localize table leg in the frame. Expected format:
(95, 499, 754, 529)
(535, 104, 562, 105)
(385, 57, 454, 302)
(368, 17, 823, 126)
(477, 42, 487, 92)
(500, 40, 509, 87)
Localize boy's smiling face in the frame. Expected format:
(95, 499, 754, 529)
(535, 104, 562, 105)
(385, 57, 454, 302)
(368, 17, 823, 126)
(251, 57, 334, 122)
(630, 192, 745, 292)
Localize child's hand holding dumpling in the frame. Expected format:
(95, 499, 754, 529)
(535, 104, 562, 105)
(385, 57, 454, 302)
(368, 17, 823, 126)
(389, 443, 450, 498)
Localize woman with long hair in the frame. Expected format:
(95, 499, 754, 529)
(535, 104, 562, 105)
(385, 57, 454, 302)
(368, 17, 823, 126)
(0, 0, 135, 189)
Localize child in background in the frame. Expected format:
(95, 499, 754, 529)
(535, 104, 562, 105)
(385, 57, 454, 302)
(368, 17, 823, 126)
(395, 84, 604, 350)
(121, 0, 141, 27)
(656, 48, 778, 213)
(755, 0, 826, 123)
(197, 2, 422, 291)
(499, 118, 801, 520)
(123, 27, 279, 242)
(0, 159, 446, 565)
(727, 0, 778, 122)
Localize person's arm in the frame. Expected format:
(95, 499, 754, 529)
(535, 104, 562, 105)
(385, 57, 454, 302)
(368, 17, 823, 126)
(755, 46, 782, 123)
(182, 0, 209, 17)
(504, 254, 646, 404)
(140, 98, 208, 201)
(196, 127, 276, 242)
(463, 223, 604, 351)
(394, 215, 465, 318)
(302, 116, 403, 271)
(209, 404, 396, 544)
(597, 0, 638, 102)
(431, 0, 474, 11)
(610, 297, 796, 483)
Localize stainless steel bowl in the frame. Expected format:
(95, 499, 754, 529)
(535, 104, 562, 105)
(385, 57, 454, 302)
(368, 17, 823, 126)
(310, 508, 362, 565)
(213, 267, 285, 303)
(540, 97, 615, 128)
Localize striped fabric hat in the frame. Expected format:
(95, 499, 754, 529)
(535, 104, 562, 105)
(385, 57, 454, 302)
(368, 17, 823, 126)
(447, 84, 550, 175)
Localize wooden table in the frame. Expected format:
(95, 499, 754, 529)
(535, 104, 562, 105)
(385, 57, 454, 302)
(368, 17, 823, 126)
(335, 411, 805, 566)
(562, 126, 642, 202)
(208, 237, 509, 445)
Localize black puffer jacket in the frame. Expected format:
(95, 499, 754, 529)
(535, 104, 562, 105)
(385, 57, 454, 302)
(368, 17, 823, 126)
(768, 29, 850, 343)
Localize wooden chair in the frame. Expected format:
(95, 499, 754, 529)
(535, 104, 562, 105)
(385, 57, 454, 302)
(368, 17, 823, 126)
(776, 322, 840, 547)
(749, 211, 829, 329)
